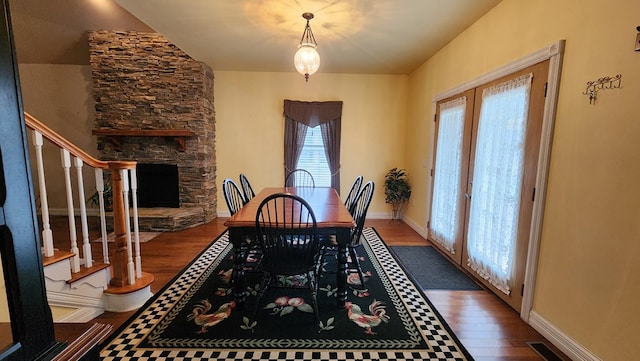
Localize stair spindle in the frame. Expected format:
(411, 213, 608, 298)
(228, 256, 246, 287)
(33, 130, 55, 257)
(61, 149, 80, 272)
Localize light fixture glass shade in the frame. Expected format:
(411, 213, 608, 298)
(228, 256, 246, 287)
(294, 44, 320, 81)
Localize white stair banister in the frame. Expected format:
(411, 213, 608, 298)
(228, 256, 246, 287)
(74, 156, 92, 268)
(130, 168, 142, 278)
(95, 168, 110, 265)
(33, 130, 54, 257)
(26, 112, 152, 308)
(61, 149, 80, 272)
(121, 169, 136, 284)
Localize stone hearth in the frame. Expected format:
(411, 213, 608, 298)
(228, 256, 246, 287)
(105, 208, 204, 232)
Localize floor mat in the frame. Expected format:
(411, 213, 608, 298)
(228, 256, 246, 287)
(390, 246, 482, 290)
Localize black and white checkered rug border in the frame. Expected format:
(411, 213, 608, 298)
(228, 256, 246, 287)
(100, 229, 472, 361)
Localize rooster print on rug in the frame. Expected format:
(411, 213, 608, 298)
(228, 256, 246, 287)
(187, 299, 236, 334)
(345, 299, 390, 335)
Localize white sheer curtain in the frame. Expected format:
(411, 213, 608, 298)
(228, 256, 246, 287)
(466, 73, 533, 295)
(430, 97, 466, 253)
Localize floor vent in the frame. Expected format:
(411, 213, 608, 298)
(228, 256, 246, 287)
(526, 341, 565, 361)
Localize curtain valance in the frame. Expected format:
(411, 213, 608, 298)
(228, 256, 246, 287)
(284, 99, 343, 127)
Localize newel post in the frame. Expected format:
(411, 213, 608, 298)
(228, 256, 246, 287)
(108, 161, 136, 287)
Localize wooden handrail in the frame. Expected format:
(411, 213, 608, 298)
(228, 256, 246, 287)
(23, 112, 135, 170)
(25, 111, 140, 288)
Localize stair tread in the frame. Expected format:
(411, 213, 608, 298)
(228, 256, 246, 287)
(104, 272, 154, 294)
(43, 250, 75, 267)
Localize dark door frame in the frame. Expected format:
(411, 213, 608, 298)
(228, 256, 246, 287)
(0, 1, 65, 359)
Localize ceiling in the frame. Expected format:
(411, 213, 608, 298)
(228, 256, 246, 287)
(9, 0, 502, 75)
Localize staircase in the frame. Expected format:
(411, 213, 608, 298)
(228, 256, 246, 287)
(25, 112, 154, 321)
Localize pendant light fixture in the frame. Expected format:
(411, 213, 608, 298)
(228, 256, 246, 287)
(294, 12, 320, 82)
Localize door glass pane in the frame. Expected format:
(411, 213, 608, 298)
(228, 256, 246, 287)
(430, 97, 466, 253)
(466, 73, 533, 295)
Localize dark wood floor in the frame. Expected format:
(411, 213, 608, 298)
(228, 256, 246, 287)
(51, 217, 569, 361)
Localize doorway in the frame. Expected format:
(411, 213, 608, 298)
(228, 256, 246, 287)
(429, 60, 550, 312)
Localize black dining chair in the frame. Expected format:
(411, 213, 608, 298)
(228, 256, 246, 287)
(222, 178, 247, 215)
(343, 175, 363, 214)
(252, 193, 321, 325)
(223, 178, 262, 278)
(285, 169, 315, 188)
(239, 173, 255, 202)
(319, 181, 375, 289)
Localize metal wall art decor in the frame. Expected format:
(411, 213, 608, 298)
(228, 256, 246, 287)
(582, 74, 622, 104)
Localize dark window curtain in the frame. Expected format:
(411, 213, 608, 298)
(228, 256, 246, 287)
(284, 118, 308, 178)
(283, 99, 342, 192)
(320, 121, 341, 192)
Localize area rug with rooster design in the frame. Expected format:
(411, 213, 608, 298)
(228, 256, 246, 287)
(100, 228, 474, 361)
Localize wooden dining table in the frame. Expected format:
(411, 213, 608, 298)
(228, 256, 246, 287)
(224, 187, 355, 308)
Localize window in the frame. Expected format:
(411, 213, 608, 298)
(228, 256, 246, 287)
(283, 99, 342, 191)
(296, 126, 331, 187)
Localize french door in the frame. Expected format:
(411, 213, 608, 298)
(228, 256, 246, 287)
(428, 60, 549, 311)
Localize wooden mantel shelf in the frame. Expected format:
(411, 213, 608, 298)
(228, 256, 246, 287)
(92, 129, 196, 152)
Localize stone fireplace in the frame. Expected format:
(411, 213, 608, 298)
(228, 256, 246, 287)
(88, 31, 216, 231)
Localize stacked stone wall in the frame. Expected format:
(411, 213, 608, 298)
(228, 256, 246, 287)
(88, 30, 216, 227)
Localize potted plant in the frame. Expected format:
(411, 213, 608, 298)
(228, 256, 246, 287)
(88, 181, 113, 211)
(384, 168, 411, 221)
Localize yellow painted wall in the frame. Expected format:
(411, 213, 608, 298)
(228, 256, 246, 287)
(404, 0, 640, 359)
(17, 66, 409, 217)
(18, 64, 98, 210)
(214, 71, 408, 217)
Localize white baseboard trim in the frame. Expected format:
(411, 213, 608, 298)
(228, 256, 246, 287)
(529, 310, 602, 361)
(401, 216, 428, 239)
(54, 307, 105, 323)
(366, 212, 429, 239)
(47, 290, 106, 309)
(365, 211, 391, 219)
(48, 291, 106, 323)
